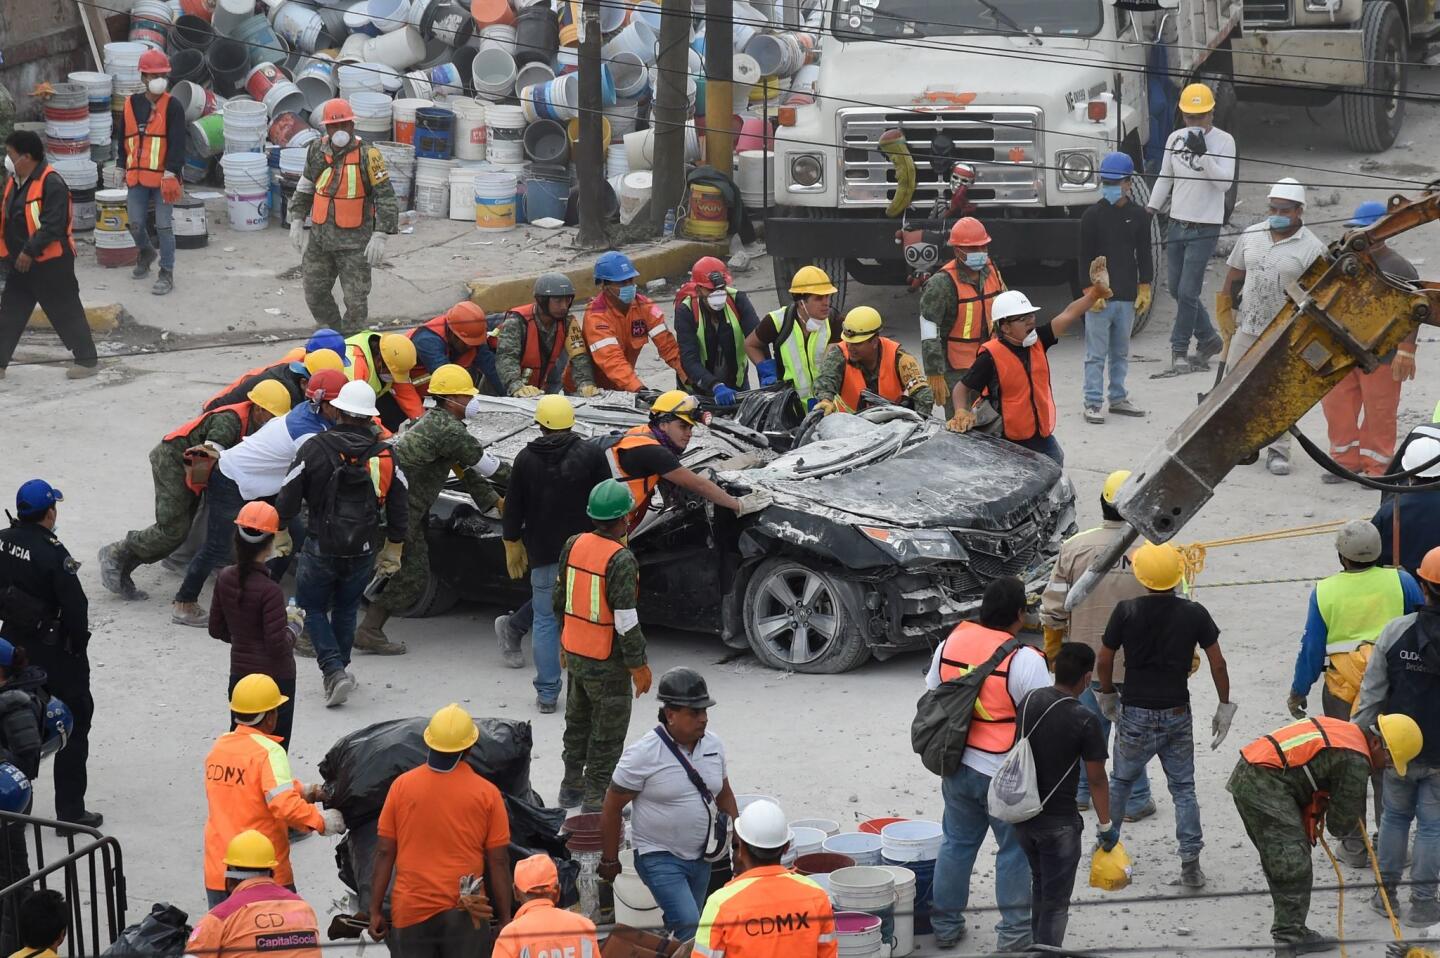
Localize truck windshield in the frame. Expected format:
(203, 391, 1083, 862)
(831, 0, 1103, 41)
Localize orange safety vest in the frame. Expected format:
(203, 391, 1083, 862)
(937, 621, 1021, 754)
(204, 351, 302, 411)
(561, 532, 625, 660)
(406, 313, 484, 388)
(0, 166, 76, 263)
(602, 425, 664, 531)
(509, 303, 570, 389)
(940, 261, 1006, 370)
(164, 401, 252, 445)
(837, 338, 904, 413)
(123, 92, 172, 188)
(371, 446, 396, 505)
(696, 865, 836, 958)
(492, 898, 600, 958)
(980, 337, 1056, 441)
(1240, 716, 1371, 770)
(186, 879, 321, 958)
(312, 146, 369, 229)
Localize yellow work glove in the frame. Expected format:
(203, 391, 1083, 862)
(1134, 283, 1152, 315)
(494, 496, 504, 515)
(1394, 348, 1417, 382)
(1042, 626, 1065, 665)
(630, 665, 652, 697)
(514, 385, 543, 398)
(947, 408, 976, 433)
(503, 539, 528, 580)
(459, 893, 493, 930)
(577, 384, 601, 397)
(273, 529, 294, 558)
(376, 539, 403, 577)
(1215, 291, 1236, 341)
(816, 398, 838, 416)
(928, 376, 948, 404)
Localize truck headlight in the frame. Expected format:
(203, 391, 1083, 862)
(789, 153, 824, 189)
(1056, 150, 1097, 191)
(860, 526, 967, 563)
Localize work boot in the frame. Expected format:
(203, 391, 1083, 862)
(1404, 898, 1440, 928)
(1124, 799, 1157, 823)
(1185, 352, 1211, 372)
(1179, 857, 1206, 888)
(1372, 884, 1400, 918)
(172, 601, 208, 628)
(557, 786, 583, 809)
(1267, 449, 1292, 476)
(57, 810, 103, 830)
(293, 627, 316, 658)
(1196, 337, 1225, 363)
(66, 363, 99, 380)
(152, 269, 173, 296)
(1337, 834, 1369, 868)
(495, 614, 525, 669)
(1273, 928, 1330, 957)
(1109, 398, 1146, 417)
(536, 695, 557, 714)
(97, 543, 148, 600)
(132, 246, 156, 278)
(323, 669, 355, 707)
(1084, 405, 1105, 424)
(932, 927, 966, 950)
(354, 605, 407, 655)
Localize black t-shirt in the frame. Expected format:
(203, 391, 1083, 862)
(1018, 687, 1107, 822)
(960, 325, 1060, 403)
(1102, 594, 1220, 709)
(616, 442, 681, 479)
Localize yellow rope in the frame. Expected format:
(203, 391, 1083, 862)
(1362, 828, 1403, 941)
(1318, 834, 1347, 958)
(1175, 520, 1350, 591)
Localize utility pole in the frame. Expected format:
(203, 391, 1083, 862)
(650, 0, 692, 234)
(575, 0, 607, 247)
(704, 0, 734, 179)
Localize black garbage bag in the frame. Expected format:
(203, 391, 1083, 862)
(101, 903, 190, 958)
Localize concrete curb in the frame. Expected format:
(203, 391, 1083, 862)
(463, 239, 728, 314)
(28, 303, 126, 333)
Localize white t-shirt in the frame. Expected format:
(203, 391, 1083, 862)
(612, 727, 728, 861)
(1227, 222, 1327, 336)
(1147, 125, 1237, 226)
(219, 404, 329, 500)
(924, 640, 1051, 778)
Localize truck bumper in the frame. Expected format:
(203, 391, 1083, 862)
(1233, 30, 1365, 86)
(766, 213, 1083, 263)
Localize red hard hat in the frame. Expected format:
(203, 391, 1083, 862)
(305, 368, 348, 402)
(138, 49, 172, 74)
(690, 256, 730, 291)
(445, 301, 489, 345)
(948, 216, 992, 247)
(320, 98, 356, 125)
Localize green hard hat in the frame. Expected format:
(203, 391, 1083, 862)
(587, 479, 634, 521)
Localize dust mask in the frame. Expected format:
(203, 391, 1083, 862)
(1022, 330, 1039, 348)
(804, 317, 824, 332)
(147, 77, 168, 95)
(617, 284, 637, 305)
(963, 252, 989, 270)
(2, 156, 13, 177)
(705, 291, 728, 311)
(330, 129, 351, 149)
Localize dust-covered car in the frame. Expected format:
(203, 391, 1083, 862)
(413, 390, 1076, 673)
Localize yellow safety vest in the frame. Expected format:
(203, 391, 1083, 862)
(768, 306, 830, 403)
(1316, 566, 1406, 703)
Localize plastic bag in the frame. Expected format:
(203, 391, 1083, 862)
(1089, 841, 1133, 892)
(101, 903, 191, 958)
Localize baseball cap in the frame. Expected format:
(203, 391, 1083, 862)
(15, 480, 62, 519)
(512, 854, 559, 893)
(1346, 200, 1387, 229)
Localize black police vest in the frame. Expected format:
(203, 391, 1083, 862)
(1384, 617, 1440, 765)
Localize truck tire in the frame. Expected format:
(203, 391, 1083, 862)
(742, 558, 872, 673)
(770, 208, 849, 311)
(1128, 177, 1165, 336)
(1342, 1, 1406, 152)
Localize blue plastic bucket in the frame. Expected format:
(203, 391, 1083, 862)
(413, 107, 455, 159)
(885, 854, 935, 935)
(522, 175, 568, 223)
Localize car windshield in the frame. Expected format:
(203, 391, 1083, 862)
(831, 0, 1102, 41)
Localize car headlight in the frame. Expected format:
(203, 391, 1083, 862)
(1056, 150, 1097, 191)
(789, 153, 824, 189)
(860, 526, 967, 563)
(1046, 475, 1076, 510)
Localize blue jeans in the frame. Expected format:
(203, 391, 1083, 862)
(1017, 434, 1064, 466)
(1077, 683, 1152, 812)
(1380, 764, 1440, 902)
(175, 470, 245, 603)
(1110, 705, 1203, 861)
(932, 763, 1032, 948)
(1165, 221, 1223, 356)
(633, 850, 711, 940)
(530, 563, 561, 704)
(1083, 300, 1135, 407)
(295, 546, 376, 675)
(126, 183, 175, 271)
(1014, 818, 1082, 947)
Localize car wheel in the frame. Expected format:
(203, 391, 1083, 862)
(393, 571, 460, 618)
(742, 559, 872, 673)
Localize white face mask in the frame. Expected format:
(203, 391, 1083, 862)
(1022, 330, 1039, 348)
(804, 317, 824, 332)
(3, 155, 13, 177)
(705, 291, 728, 311)
(147, 77, 168, 95)
(330, 129, 351, 149)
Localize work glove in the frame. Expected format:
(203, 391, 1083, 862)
(577, 384, 601, 397)
(286, 602, 306, 637)
(630, 664, 652, 697)
(1211, 702, 1239, 750)
(1185, 127, 1208, 157)
(756, 358, 778, 387)
(1393, 348, 1417, 382)
(364, 232, 387, 267)
(1089, 256, 1111, 311)
(816, 398, 838, 416)
(1286, 692, 1307, 720)
(1097, 691, 1121, 723)
(947, 408, 976, 433)
(513, 384, 543, 398)
(1096, 825, 1120, 853)
(928, 375, 948, 405)
(161, 171, 182, 203)
(1042, 625, 1065, 665)
(712, 383, 737, 407)
(376, 539, 403, 577)
(301, 782, 326, 802)
(459, 893, 493, 930)
(273, 529, 294, 558)
(289, 219, 308, 257)
(1135, 282, 1153, 315)
(494, 496, 504, 515)
(321, 808, 348, 835)
(1084, 283, 1113, 303)
(734, 490, 773, 516)
(1215, 291, 1236, 341)
(503, 539, 528, 580)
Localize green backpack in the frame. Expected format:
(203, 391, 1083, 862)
(910, 636, 1024, 776)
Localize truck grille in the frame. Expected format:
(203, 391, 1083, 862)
(837, 106, 1043, 209)
(1241, 0, 1292, 27)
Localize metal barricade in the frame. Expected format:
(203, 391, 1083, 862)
(0, 811, 126, 956)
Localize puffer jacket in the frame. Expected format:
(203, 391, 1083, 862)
(209, 564, 296, 681)
(0, 667, 48, 779)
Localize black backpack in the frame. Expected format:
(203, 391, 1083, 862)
(314, 438, 382, 557)
(911, 635, 1024, 776)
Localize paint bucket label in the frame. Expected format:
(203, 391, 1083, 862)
(475, 196, 515, 229)
(683, 183, 727, 239)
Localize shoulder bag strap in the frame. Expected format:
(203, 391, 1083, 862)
(654, 725, 715, 803)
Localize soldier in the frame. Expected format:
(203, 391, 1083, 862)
(288, 99, 398, 335)
(918, 217, 1005, 419)
(554, 479, 651, 812)
(494, 273, 599, 398)
(0, 480, 100, 827)
(360, 364, 504, 651)
(97, 379, 291, 601)
(813, 307, 933, 415)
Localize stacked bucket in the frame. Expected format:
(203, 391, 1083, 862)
(43, 83, 100, 233)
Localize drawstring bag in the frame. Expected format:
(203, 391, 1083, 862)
(987, 693, 1077, 823)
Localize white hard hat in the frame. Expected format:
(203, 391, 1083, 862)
(1268, 177, 1306, 206)
(734, 799, 790, 850)
(1335, 520, 1382, 563)
(331, 380, 380, 418)
(1402, 434, 1440, 478)
(990, 289, 1039, 323)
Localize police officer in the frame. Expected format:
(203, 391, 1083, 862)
(0, 481, 99, 827)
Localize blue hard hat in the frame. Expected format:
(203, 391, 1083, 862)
(594, 251, 640, 283)
(1099, 152, 1136, 181)
(0, 764, 31, 814)
(0, 639, 14, 668)
(290, 328, 351, 373)
(1346, 200, 1387, 228)
(15, 480, 62, 520)
(41, 696, 72, 758)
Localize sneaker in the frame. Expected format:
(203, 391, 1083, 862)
(1179, 857, 1206, 888)
(66, 363, 99, 380)
(323, 669, 355, 707)
(536, 696, 557, 714)
(1124, 800, 1158, 823)
(1404, 898, 1440, 928)
(151, 269, 173, 296)
(933, 928, 966, 950)
(1320, 471, 1348, 484)
(495, 614, 525, 669)
(171, 602, 208, 627)
(557, 786, 583, 809)
(1267, 449, 1292, 476)
(1108, 398, 1146, 417)
(132, 247, 157, 278)
(1084, 405, 1106, 424)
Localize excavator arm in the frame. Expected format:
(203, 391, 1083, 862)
(1066, 189, 1440, 609)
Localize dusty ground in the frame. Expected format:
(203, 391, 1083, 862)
(3, 70, 1440, 958)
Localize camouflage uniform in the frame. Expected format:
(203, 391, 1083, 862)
(553, 533, 646, 809)
(813, 340, 934, 413)
(917, 263, 1002, 418)
(1227, 751, 1370, 944)
(288, 138, 399, 335)
(494, 311, 597, 395)
(378, 409, 503, 613)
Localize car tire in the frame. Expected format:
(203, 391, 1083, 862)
(393, 571, 460, 619)
(742, 558, 872, 673)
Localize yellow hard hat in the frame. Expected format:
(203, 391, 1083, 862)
(229, 673, 289, 714)
(1089, 842, 1132, 892)
(247, 379, 293, 418)
(304, 348, 346, 375)
(650, 389, 702, 426)
(427, 363, 479, 397)
(223, 829, 279, 870)
(535, 394, 575, 430)
(841, 306, 883, 343)
(424, 703, 479, 753)
(379, 334, 416, 384)
(789, 265, 837, 297)
(1179, 82, 1216, 115)
(1101, 470, 1131, 505)
(1132, 542, 1183, 592)
(1378, 713, 1423, 777)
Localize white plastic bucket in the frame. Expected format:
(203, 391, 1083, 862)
(413, 156, 454, 216)
(391, 97, 432, 143)
(375, 140, 416, 204)
(791, 826, 828, 857)
(878, 866, 915, 958)
(270, 0, 327, 53)
(211, 0, 256, 35)
(632, 0, 661, 31)
(737, 149, 771, 208)
(513, 61, 554, 97)
(732, 53, 761, 113)
(478, 23, 516, 55)
(484, 104, 526, 164)
(473, 170, 516, 230)
(607, 50, 647, 100)
(448, 166, 479, 220)
(790, 818, 841, 837)
(622, 128, 652, 172)
(262, 79, 307, 118)
(222, 97, 269, 152)
(339, 63, 384, 96)
(834, 912, 885, 958)
(364, 26, 427, 69)
(471, 47, 517, 102)
(401, 69, 433, 100)
(618, 170, 651, 225)
(606, 142, 628, 177)
(452, 98, 487, 160)
(296, 56, 338, 109)
(221, 152, 271, 229)
(879, 820, 942, 864)
(613, 850, 661, 930)
(604, 18, 656, 66)
(822, 833, 884, 867)
(367, 0, 412, 32)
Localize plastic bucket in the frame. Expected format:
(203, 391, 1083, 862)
(451, 98, 487, 160)
(129, 0, 174, 50)
(622, 127, 652, 171)
(607, 51, 647, 100)
(448, 166, 478, 220)
(606, 142, 628, 176)
(205, 37, 251, 96)
(484, 104, 526, 163)
(470, 0, 515, 27)
(795, 852, 855, 876)
(790, 818, 842, 837)
(513, 61, 553, 98)
(296, 56, 338, 109)
(391, 97, 432, 143)
(883, 854, 934, 935)
(339, 63, 385, 96)
(364, 26, 427, 69)
(473, 170, 517, 229)
(681, 181, 726, 240)
(169, 13, 215, 49)
(789, 826, 828, 857)
(188, 114, 226, 157)
(632, 0, 661, 31)
(612, 849, 660, 931)
(262, 80, 307, 118)
(617, 169, 651, 225)
(221, 153, 272, 230)
(230, 15, 288, 66)
(180, 0, 216, 22)
(604, 18, 655, 66)
(427, 62, 463, 99)
(830, 867, 895, 949)
(271, 0, 328, 52)
(512, 4, 558, 68)
(211, 0, 256, 36)
(413, 106, 454, 158)
(736, 149, 771, 209)
(268, 112, 310, 145)
(834, 912, 885, 958)
(522, 118, 568, 165)
(95, 189, 138, 267)
(858, 817, 908, 836)
(366, 0, 413, 32)
(412, 156, 453, 216)
(522, 174, 567, 223)
(822, 832, 884, 866)
(471, 47, 516, 101)
(222, 98, 268, 153)
(878, 865, 915, 958)
(879, 820, 942, 864)
(172, 79, 221, 122)
(561, 812, 603, 852)
(478, 23, 516, 55)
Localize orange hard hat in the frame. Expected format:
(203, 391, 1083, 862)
(690, 256, 730, 291)
(138, 49, 171, 74)
(234, 501, 281, 535)
(445, 301, 489, 345)
(1421, 546, 1440, 585)
(320, 98, 356, 125)
(280, 346, 305, 363)
(948, 216, 992, 247)
(513, 854, 560, 894)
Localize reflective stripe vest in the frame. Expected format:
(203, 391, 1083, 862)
(979, 338, 1056, 441)
(940, 261, 1006, 370)
(683, 289, 748, 388)
(312, 146, 368, 229)
(492, 898, 600, 958)
(695, 865, 836, 958)
(0, 167, 76, 263)
(561, 532, 624, 660)
(370, 446, 396, 505)
(164, 401, 252, 446)
(1316, 566, 1406, 703)
(186, 879, 321, 958)
(509, 303, 569, 389)
(837, 338, 904, 413)
(346, 332, 381, 392)
(601, 425, 663, 531)
(123, 92, 172, 188)
(406, 313, 483, 391)
(937, 621, 1020, 754)
(1240, 716, 1370, 770)
(767, 306, 830, 403)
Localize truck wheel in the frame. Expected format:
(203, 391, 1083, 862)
(1342, 1, 1406, 152)
(1128, 177, 1165, 336)
(770, 209, 849, 310)
(742, 558, 872, 673)
(394, 571, 460, 618)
